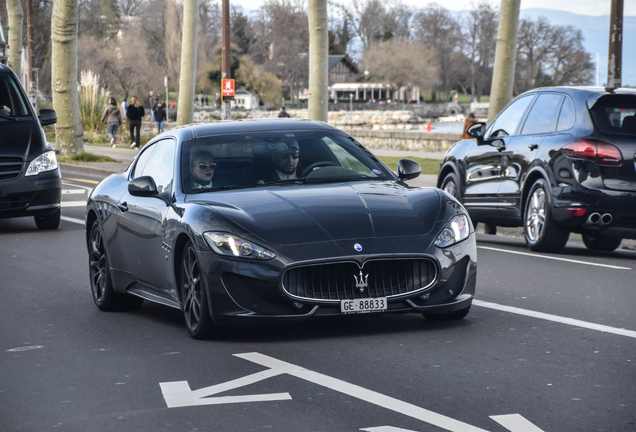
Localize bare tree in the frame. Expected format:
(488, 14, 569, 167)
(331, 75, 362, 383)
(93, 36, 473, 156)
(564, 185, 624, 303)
(308, 0, 327, 122)
(412, 3, 462, 97)
(515, 17, 555, 93)
(51, 0, 84, 155)
(176, 0, 198, 125)
(364, 39, 438, 101)
(462, 2, 498, 100)
(164, 0, 183, 89)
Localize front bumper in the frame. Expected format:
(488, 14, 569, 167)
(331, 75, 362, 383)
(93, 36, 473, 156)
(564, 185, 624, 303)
(0, 168, 61, 219)
(197, 235, 477, 326)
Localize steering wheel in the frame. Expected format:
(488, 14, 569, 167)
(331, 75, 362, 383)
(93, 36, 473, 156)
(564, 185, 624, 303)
(301, 161, 339, 177)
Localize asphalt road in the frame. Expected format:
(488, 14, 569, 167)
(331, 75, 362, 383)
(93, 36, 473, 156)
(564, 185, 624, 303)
(0, 170, 634, 432)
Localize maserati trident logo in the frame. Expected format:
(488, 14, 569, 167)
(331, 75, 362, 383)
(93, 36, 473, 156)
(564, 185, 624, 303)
(354, 271, 369, 293)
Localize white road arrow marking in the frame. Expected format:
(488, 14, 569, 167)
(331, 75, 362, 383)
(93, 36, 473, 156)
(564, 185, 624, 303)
(160, 366, 291, 408)
(161, 352, 545, 432)
(360, 427, 419, 432)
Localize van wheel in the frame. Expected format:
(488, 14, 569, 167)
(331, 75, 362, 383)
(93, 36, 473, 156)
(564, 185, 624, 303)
(34, 209, 61, 230)
(524, 179, 569, 253)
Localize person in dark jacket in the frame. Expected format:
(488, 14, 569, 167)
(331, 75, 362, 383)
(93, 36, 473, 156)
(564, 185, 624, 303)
(101, 97, 122, 148)
(152, 101, 167, 134)
(126, 96, 145, 149)
(277, 106, 291, 118)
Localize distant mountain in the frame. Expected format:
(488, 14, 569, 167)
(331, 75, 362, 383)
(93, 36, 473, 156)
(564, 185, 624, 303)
(520, 8, 636, 87)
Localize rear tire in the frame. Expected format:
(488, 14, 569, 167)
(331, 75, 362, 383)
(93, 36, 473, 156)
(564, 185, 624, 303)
(524, 179, 569, 253)
(423, 306, 471, 321)
(88, 221, 143, 311)
(180, 241, 216, 339)
(582, 231, 622, 252)
(35, 208, 61, 230)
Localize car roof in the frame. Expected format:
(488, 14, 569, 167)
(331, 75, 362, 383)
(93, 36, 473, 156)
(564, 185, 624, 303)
(169, 118, 337, 140)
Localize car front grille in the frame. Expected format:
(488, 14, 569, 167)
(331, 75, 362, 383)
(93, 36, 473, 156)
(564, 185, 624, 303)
(0, 193, 33, 210)
(282, 258, 437, 302)
(0, 157, 23, 181)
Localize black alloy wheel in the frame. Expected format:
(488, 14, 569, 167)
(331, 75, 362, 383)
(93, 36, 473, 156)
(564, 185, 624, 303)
(34, 208, 61, 230)
(523, 178, 569, 253)
(582, 231, 623, 252)
(180, 241, 215, 339)
(88, 221, 143, 311)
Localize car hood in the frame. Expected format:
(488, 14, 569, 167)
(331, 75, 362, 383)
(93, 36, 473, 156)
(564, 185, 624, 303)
(187, 181, 442, 246)
(1, 120, 39, 159)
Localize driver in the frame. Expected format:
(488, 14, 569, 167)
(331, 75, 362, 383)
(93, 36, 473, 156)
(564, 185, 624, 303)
(190, 150, 217, 190)
(258, 140, 301, 183)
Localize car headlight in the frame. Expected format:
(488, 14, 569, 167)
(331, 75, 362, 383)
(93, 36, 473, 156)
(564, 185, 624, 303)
(204, 232, 276, 260)
(25, 151, 58, 176)
(434, 214, 471, 248)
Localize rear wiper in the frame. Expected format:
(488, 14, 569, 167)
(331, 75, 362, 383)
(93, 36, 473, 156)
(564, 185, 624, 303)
(0, 110, 17, 121)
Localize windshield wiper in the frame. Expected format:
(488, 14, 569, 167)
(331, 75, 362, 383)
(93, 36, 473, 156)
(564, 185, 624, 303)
(257, 178, 307, 186)
(190, 184, 244, 194)
(0, 110, 17, 121)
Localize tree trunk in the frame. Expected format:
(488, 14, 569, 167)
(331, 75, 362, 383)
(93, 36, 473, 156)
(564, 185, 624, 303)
(6, 0, 23, 80)
(308, 0, 328, 122)
(488, 0, 521, 123)
(176, 0, 198, 126)
(51, 0, 84, 155)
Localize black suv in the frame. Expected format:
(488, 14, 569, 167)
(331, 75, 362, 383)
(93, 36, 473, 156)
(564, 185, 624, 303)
(438, 86, 636, 253)
(0, 64, 60, 229)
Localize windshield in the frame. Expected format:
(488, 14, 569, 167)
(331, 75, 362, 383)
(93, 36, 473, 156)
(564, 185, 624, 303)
(590, 95, 636, 136)
(0, 73, 31, 118)
(180, 130, 392, 193)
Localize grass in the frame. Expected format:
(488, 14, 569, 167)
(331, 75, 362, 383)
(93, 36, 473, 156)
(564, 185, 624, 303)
(376, 156, 441, 175)
(57, 152, 121, 163)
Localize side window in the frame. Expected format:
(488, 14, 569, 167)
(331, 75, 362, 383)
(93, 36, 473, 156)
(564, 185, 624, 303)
(132, 144, 155, 178)
(140, 139, 176, 194)
(521, 93, 564, 135)
(487, 95, 534, 138)
(556, 97, 576, 131)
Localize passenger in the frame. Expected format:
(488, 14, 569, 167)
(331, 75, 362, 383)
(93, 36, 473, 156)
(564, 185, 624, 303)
(190, 150, 217, 190)
(259, 140, 301, 183)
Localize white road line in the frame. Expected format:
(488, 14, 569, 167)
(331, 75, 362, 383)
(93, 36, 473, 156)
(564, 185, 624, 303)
(61, 201, 86, 208)
(490, 414, 545, 432)
(61, 216, 84, 225)
(473, 300, 636, 339)
(477, 246, 631, 270)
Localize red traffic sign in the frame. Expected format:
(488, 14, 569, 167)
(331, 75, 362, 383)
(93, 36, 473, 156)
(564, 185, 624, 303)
(222, 79, 235, 97)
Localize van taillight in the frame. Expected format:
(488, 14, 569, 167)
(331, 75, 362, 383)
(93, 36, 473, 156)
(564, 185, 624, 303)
(561, 140, 623, 166)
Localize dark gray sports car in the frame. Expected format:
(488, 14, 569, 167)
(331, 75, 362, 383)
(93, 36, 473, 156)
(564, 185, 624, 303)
(86, 119, 476, 339)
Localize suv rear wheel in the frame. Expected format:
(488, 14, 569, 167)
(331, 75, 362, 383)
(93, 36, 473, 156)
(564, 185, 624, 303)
(582, 231, 622, 252)
(524, 179, 569, 253)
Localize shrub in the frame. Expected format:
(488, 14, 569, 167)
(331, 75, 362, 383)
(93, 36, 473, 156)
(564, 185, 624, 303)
(79, 70, 109, 134)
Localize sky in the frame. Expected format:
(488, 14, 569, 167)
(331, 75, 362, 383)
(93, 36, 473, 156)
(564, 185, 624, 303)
(233, 0, 636, 17)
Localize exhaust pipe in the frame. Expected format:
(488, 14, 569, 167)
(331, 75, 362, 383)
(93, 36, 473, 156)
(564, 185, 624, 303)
(601, 213, 613, 225)
(588, 212, 601, 224)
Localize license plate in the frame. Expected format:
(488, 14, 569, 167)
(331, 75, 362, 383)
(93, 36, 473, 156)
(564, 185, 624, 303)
(341, 297, 387, 314)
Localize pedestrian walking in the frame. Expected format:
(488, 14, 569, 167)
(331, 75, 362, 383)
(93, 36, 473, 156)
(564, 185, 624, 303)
(277, 106, 291, 118)
(100, 97, 122, 148)
(148, 91, 158, 121)
(126, 96, 145, 149)
(121, 97, 128, 120)
(462, 113, 477, 140)
(153, 101, 167, 134)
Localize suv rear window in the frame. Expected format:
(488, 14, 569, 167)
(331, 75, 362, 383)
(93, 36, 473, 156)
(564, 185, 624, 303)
(590, 95, 636, 135)
(0, 73, 30, 117)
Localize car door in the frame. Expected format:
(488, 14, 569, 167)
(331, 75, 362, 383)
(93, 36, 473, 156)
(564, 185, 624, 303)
(118, 139, 176, 292)
(462, 95, 535, 220)
(498, 93, 564, 221)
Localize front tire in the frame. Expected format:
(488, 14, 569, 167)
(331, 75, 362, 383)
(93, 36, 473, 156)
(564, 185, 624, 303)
(524, 179, 569, 253)
(35, 208, 61, 230)
(582, 231, 622, 252)
(88, 221, 143, 311)
(441, 172, 461, 201)
(180, 241, 216, 339)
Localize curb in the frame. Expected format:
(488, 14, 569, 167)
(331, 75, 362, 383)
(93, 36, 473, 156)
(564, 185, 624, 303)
(59, 163, 123, 177)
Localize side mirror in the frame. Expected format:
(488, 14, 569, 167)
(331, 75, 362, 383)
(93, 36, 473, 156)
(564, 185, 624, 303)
(128, 176, 158, 197)
(466, 122, 486, 143)
(39, 109, 57, 126)
(397, 159, 421, 181)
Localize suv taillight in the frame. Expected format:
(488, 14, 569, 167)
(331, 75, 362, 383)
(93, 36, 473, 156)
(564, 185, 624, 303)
(561, 139, 623, 167)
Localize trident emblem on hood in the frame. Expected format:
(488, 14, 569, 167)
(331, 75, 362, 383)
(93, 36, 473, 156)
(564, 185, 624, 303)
(354, 271, 369, 293)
